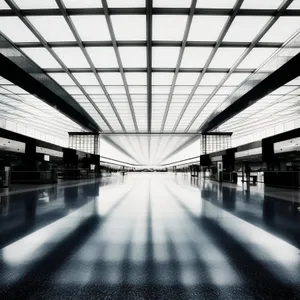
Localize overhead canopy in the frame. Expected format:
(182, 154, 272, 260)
(0, 0, 299, 162)
(0, 0, 298, 135)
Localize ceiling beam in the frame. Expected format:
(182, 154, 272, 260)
(44, 67, 258, 73)
(0, 38, 100, 132)
(102, 0, 139, 132)
(16, 41, 285, 48)
(160, 0, 197, 132)
(200, 52, 300, 133)
(146, 0, 153, 133)
(1, 7, 300, 16)
(172, 0, 244, 132)
(55, 0, 126, 132)
(5, 0, 114, 132)
(195, 0, 294, 133)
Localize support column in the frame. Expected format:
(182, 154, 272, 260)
(25, 140, 37, 170)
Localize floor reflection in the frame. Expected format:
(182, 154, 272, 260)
(0, 173, 300, 299)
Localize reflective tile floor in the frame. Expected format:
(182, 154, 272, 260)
(1, 173, 300, 299)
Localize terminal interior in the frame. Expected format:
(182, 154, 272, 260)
(0, 0, 300, 299)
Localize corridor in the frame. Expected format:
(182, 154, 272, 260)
(1, 173, 300, 299)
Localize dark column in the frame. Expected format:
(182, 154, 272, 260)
(25, 140, 37, 170)
(223, 149, 236, 173)
(262, 139, 274, 171)
(63, 148, 78, 168)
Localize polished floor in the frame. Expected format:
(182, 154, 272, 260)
(0, 173, 300, 299)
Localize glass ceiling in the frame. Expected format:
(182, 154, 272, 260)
(216, 75, 300, 139)
(0, 0, 299, 142)
(0, 76, 83, 145)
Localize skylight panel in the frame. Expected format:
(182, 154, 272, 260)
(131, 95, 147, 101)
(200, 73, 226, 85)
(83, 86, 104, 94)
(238, 48, 277, 69)
(224, 73, 251, 85)
(0, 2, 10, 9)
(173, 86, 193, 94)
(128, 86, 147, 94)
(4, 85, 28, 94)
(270, 85, 297, 95)
(99, 73, 123, 85)
(153, 16, 188, 41)
(106, 86, 126, 94)
(125, 73, 147, 85)
(107, 0, 145, 7)
(153, 0, 191, 7)
(21, 48, 61, 68)
(28, 16, 75, 42)
(0, 17, 38, 42)
(48, 73, 75, 85)
(73, 95, 90, 102)
(261, 17, 300, 43)
(111, 16, 146, 40)
(181, 47, 212, 68)
(0, 77, 11, 85)
(53, 47, 89, 68)
(196, 0, 236, 8)
(241, 0, 284, 9)
(152, 86, 171, 94)
(63, 86, 83, 95)
(216, 86, 236, 95)
(288, 0, 300, 9)
(72, 73, 98, 85)
(286, 76, 300, 86)
(71, 16, 110, 41)
(152, 73, 174, 85)
(176, 73, 198, 85)
(86, 47, 118, 68)
(210, 48, 246, 68)
(188, 16, 228, 41)
(153, 47, 180, 68)
(224, 16, 271, 42)
(62, 0, 102, 8)
(195, 86, 216, 95)
(14, 0, 57, 9)
(119, 47, 146, 68)
(209, 95, 226, 103)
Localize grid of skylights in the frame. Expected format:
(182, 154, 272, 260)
(0, 0, 299, 138)
(0, 76, 83, 146)
(216, 76, 300, 140)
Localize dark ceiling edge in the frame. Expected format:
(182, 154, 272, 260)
(0, 53, 99, 132)
(201, 52, 300, 133)
(0, 37, 100, 132)
(146, 0, 152, 133)
(1, 8, 300, 16)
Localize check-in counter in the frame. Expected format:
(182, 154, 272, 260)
(62, 169, 81, 179)
(222, 172, 238, 183)
(264, 171, 300, 188)
(11, 171, 57, 184)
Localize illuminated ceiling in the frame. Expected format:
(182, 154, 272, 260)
(0, 0, 299, 136)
